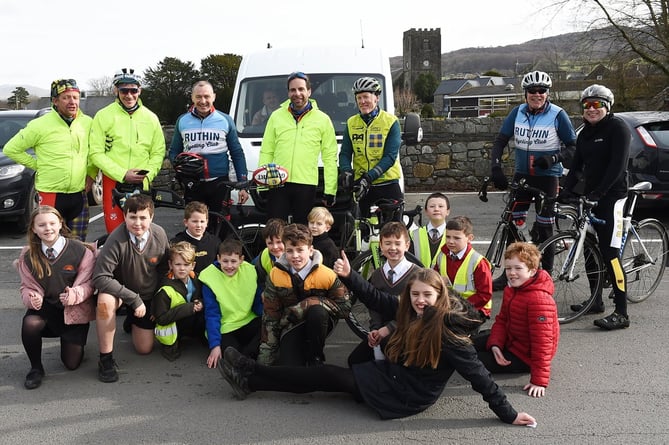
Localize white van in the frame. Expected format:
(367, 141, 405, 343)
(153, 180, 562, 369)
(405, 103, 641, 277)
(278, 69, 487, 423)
(228, 45, 420, 224)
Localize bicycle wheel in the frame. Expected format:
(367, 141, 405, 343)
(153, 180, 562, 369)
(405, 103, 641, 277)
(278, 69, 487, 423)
(623, 218, 669, 303)
(486, 223, 509, 274)
(345, 250, 423, 340)
(539, 231, 606, 323)
(237, 224, 266, 260)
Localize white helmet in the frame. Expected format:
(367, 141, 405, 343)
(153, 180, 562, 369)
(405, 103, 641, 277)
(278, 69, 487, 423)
(521, 71, 552, 89)
(581, 84, 614, 109)
(113, 68, 142, 87)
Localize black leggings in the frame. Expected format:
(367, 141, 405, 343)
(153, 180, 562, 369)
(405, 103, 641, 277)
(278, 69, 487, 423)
(265, 183, 317, 225)
(22, 314, 85, 371)
(248, 363, 361, 400)
(592, 196, 627, 314)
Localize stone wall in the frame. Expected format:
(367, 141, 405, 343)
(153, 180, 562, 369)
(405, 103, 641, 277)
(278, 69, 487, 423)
(401, 117, 507, 192)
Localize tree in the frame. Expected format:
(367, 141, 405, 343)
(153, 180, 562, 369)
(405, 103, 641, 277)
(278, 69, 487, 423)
(565, 0, 669, 80)
(88, 76, 114, 96)
(200, 53, 242, 113)
(7, 87, 30, 109)
(413, 72, 439, 104)
(141, 57, 200, 124)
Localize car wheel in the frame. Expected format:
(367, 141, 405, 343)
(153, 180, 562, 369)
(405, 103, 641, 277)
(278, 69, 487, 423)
(88, 171, 103, 206)
(17, 183, 38, 233)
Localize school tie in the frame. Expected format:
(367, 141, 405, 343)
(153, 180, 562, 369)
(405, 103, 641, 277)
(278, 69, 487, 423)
(430, 228, 440, 243)
(46, 247, 55, 260)
(450, 253, 459, 261)
(134, 236, 142, 250)
(387, 269, 395, 283)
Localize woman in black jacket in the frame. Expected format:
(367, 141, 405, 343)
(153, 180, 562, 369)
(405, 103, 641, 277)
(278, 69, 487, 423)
(219, 256, 536, 426)
(561, 84, 631, 330)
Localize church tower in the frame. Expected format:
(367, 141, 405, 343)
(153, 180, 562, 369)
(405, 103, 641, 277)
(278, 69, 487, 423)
(402, 28, 441, 93)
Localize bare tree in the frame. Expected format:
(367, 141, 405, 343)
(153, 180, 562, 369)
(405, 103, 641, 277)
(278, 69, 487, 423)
(561, 0, 669, 79)
(88, 76, 114, 96)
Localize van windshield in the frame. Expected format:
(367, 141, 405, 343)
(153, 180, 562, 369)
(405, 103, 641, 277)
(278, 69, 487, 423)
(233, 73, 386, 136)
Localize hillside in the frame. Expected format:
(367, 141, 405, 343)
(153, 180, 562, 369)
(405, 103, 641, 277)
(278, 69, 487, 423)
(390, 29, 624, 77)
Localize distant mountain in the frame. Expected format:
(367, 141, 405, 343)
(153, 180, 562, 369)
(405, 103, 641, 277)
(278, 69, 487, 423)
(0, 84, 49, 101)
(390, 29, 626, 77)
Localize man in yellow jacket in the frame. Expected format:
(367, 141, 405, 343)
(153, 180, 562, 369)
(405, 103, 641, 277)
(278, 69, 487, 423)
(89, 68, 165, 234)
(259, 71, 338, 224)
(4, 79, 95, 240)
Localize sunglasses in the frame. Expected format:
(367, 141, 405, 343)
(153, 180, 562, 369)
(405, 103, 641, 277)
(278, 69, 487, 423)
(582, 99, 606, 110)
(526, 88, 548, 95)
(288, 71, 308, 81)
(119, 87, 139, 95)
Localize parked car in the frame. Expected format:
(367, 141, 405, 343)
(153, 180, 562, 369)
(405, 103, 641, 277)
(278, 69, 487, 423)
(575, 111, 669, 206)
(0, 109, 48, 232)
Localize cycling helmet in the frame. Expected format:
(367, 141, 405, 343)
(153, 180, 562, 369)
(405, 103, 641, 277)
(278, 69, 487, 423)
(521, 71, 552, 89)
(581, 84, 614, 109)
(352, 77, 382, 95)
(113, 68, 142, 87)
(173, 152, 206, 179)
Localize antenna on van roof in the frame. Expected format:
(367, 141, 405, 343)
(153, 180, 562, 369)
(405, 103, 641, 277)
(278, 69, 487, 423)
(360, 19, 365, 48)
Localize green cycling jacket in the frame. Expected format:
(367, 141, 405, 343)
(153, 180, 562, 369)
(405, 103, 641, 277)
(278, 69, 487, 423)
(259, 99, 338, 195)
(4, 109, 95, 193)
(89, 99, 165, 183)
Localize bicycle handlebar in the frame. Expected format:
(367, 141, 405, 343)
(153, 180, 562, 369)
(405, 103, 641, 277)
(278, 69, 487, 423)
(479, 177, 547, 202)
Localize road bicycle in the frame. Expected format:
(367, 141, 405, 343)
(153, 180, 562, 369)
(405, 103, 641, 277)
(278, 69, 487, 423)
(339, 186, 423, 340)
(538, 181, 669, 323)
(478, 176, 550, 275)
(111, 179, 269, 261)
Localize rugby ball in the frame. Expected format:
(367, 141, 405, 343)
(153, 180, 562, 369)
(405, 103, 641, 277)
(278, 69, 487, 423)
(252, 164, 289, 187)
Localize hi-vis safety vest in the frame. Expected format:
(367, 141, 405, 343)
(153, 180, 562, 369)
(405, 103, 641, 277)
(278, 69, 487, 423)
(260, 248, 274, 276)
(348, 111, 401, 184)
(437, 249, 492, 312)
(154, 286, 187, 345)
(411, 226, 444, 268)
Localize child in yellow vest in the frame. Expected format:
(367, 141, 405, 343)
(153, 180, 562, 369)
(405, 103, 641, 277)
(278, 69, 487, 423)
(434, 216, 492, 325)
(410, 192, 450, 267)
(200, 238, 262, 370)
(152, 241, 204, 361)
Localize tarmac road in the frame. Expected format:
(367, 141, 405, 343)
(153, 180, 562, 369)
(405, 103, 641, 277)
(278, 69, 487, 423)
(0, 193, 668, 444)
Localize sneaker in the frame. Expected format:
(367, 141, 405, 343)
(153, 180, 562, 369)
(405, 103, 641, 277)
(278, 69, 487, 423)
(98, 358, 119, 383)
(161, 343, 181, 362)
(24, 367, 44, 390)
(492, 273, 507, 291)
(223, 346, 256, 375)
(218, 359, 250, 400)
(570, 300, 605, 314)
(594, 312, 630, 330)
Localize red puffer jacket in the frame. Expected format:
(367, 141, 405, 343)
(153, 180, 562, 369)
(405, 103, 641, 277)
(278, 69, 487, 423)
(486, 269, 559, 388)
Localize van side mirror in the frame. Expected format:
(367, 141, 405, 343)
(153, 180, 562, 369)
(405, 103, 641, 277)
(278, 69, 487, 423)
(402, 113, 423, 145)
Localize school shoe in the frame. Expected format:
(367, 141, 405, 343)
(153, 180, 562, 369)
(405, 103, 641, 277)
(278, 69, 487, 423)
(98, 358, 119, 383)
(570, 300, 605, 314)
(223, 346, 256, 376)
(594, 312, 630, 330)
(24, 367, 44, 390)
(218, 359, 251, 400)
(161, 342, 181, 362)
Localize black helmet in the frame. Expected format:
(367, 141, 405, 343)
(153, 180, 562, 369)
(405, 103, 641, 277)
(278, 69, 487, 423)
(173, 152, 206, 179)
